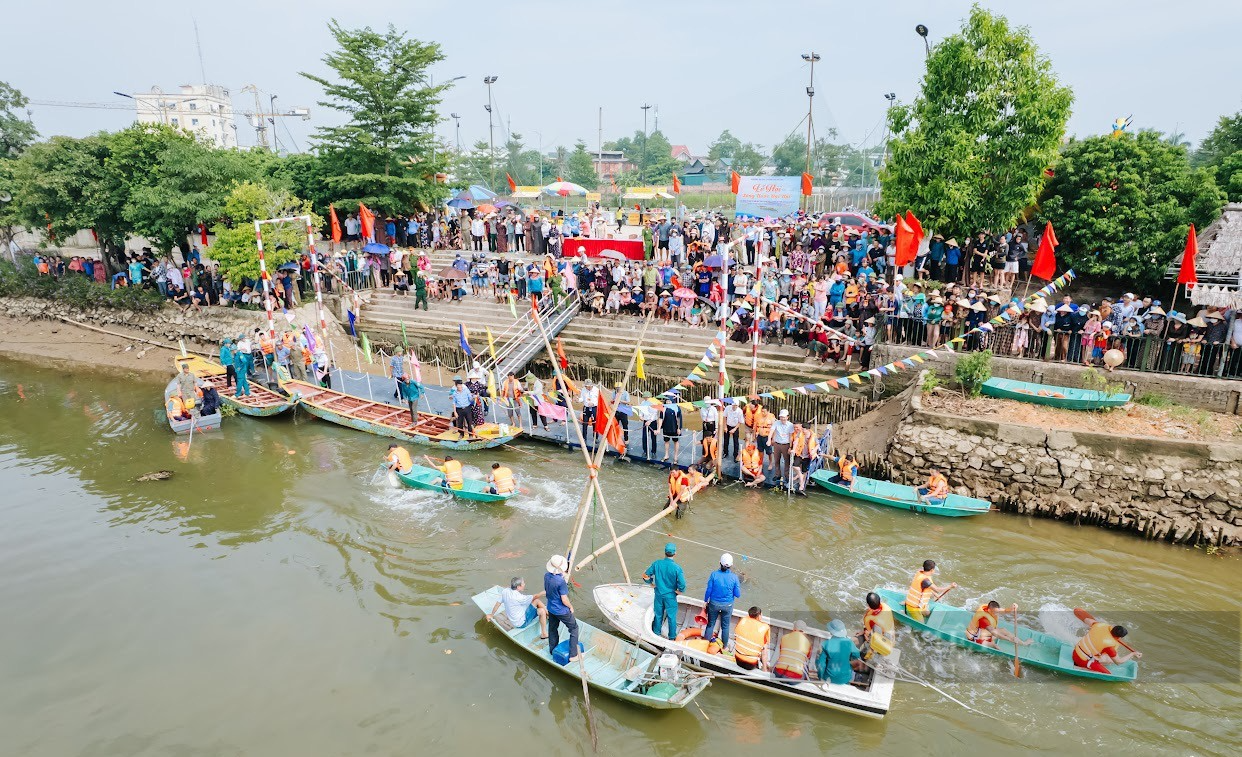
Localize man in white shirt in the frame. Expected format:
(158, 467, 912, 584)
(723, 401, 745, 459)
(634, 394, 659, 459)
(344, 214, 360, 249)
(578, 378, 601, 444)
(699, 399, 719, 440)
(470, 216, 486, 251)
(487, 577, 548, 637)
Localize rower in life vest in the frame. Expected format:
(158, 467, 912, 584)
(905, 559, 956, 622)
(437, 455, 464, 490)
(859, 591, 896, 657)
(773, 619, 812, 680)
(831, 453, 859, 490)
(668, 468, 692, 506)
(1073, 621, 1140, 674)
(917, 466, 951, 504)
(732, 606, 771, 671)
(740, 441, 765, 488)
(965, 600, 1032, 648)
(487, 462, 516, 495)
(165, 394, 190, 422)
(384, 443, 413, 474)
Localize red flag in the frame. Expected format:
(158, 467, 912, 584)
(893, 215, 916, 268)
(1177, 224, 1198, 286)
(506, 173, 517, 193)
(594, 391, 627, 455)
(904, 211, 923, 247)
(1030, 221, 1058, 281)
(199, 223, 209, 246)
(729, 171, 741, 194)
(672, 174, 681, 193)
(801, 172, 813, 196)
(556, 338, 568, 370)
(357, 202, 375, 240)
(329, 204, 342, 243)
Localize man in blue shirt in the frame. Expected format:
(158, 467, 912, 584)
(544, 554, 580, 663)
(703, 553, 741, 648)
(816, 619, 862, 685)
(449, 376, 475, 436)
(219, 339, 236, 391)
(644, 542, 686, 639)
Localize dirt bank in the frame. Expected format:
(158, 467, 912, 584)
(0, 314, 188, 380)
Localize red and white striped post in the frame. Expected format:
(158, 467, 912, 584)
(303, 216, 335, 368)
(254, 220, 276, 340)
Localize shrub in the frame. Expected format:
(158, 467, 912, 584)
(954, 349, 993, 397)
(921, 371, 941, 393)
(0, 258, 165, 314)
(1081, 367, 1124, 398)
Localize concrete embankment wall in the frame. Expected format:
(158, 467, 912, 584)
(885, 383, 1242, 547)
(0, 296, 266, 347)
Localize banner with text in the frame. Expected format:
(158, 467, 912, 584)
(734, 176, 801, 220)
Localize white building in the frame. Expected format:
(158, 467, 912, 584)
(130, 84, 237, 148)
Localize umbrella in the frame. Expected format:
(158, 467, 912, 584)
(465, 184, 499, 202)
(495, 200, 516, 208)
(703, 254, 724, 268)
(673, 287, 697, 300)
(446, 197, 475, 209)
(276, 262, 300, 271)
(439, 266, 468, 280)
(476, 203, 498, 214)
(542, 181, 589, 197)
(362, 242, 390, 254)
(598, 250, 627, 261)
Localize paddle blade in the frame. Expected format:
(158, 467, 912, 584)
(1073, 607, 1096, 625)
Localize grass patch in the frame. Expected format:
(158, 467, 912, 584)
(1135, 392, 1174, 408)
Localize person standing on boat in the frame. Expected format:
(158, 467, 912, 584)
(917, 467, 951, 505)
(1073, 621, 1140, 674)
(449, 377, 475, 437)
(733, 607, 771, 671)
(218, 339, 237, 391)
(487, 577, 548, 639)
(703, 554, 742, 650)
(233, 335, 253, 398)
(659, 399, 683, 465)
(544, 555, 581, 663)
(966, 600, 1032, 649)
(643, 542, 686, 640)
(400, 375, 423, 424)
(905, 560, 956, 623)
(384, 443, 413, 475)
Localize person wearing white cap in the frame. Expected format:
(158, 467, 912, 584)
(703, 553, 741, 650)
(769, 408, 795, 488)
(543, 555, 580, 663)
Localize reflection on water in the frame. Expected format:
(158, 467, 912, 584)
(0, 357, 1238, 756)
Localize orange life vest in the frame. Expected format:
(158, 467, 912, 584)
(754, 411, 774, 437)
(491, 466, 515, 494)
(733, 617, 770, 665)
(259, 336, 275, 355)
(741, 447, 762, 472)
(501, 378, 523, 400)
(1074, 622, 1120, 662)
(773, 630, 811, 679)
(743, 404, 757, 428)
(386, 446, 413, 472)
(440, 459, 464, 489)
(165, 396, 186, 419)
(792, 430, 816, 458)
(864, 603, 895, 638)
(702, 435, 718, 458)
(906, 569, 935, 613)
(838, 457, 857, 481)
(966, 604, 998, 642)
(926, 472, 949, 497)
(669, 470, 690, 499)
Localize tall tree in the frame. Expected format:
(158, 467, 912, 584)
(771, 132, 847, 184)
(1038, 132, 1222, 286)
(566, 141, 598, 190)
(878, 6, 1072, 235)
(707, 130, 743, 161)
(0, 81, 37, 157)
(301, 20, 448, 212)
(1195, 111, 1242, 201)
(732, 142, 768, 175)
(210, 181, 317, 285)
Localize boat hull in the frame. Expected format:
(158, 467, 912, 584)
(873, 588, 1137, 682)
(593, 583, 895, 719)
(981, 378, 1130, 410)
(395, 464, 515, 503)
(470, 586, 709, 709)
(163, 379, 222, 434)
(174, 355, 295, 417)
(809, 471, 990, 517)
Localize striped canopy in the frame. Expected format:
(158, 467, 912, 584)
(542, 181, 589, 197)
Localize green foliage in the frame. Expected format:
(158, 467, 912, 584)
(210, 182, 317, 285)
(566, 141, 598, 190)
(10, 134, 115, 244)
(1195, 111, 1242, 201)
(1135, 392, 1172, 407)
(606, 129, 682, 183)
(920, 371, 941, 393)
(770, 132, 849, 184)
(708, 130, 742, 162)
(954, 349, 993, 397)
(0, 80, 38, 157)
(1080, 367, 1124, 397)
(1037, 132, 1223, 286)
(878, 6, 1072, 236)
(300, 20, 449, 211)
(0, 259, 164, 313)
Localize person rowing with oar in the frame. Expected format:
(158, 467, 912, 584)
(916, 466, 951, 505)
(1073, 615, 1141, 674)
(905, 559, 957, 623)
(425, 454, 464, 490)
(966, 600, 1033, 649)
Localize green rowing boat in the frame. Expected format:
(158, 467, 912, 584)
(981, 378, 1131, 410)
(873, 588, 1138, 682)
(809, 470, 991, 517)
(394, 464, 515, 503)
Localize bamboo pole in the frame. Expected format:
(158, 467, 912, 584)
(575, 502, 678, 571)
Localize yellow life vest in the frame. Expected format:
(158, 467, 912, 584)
(966, 604, 998, 641)
(386, 446, 413, 473)
(864, 603, 895, 638)
(440, 459, 464, 489)
(491, 466, 515, 494)
(906, 569, 934, 613)
(1074, 622, 1120, 662)
(774, 630, 811, 679)
(733, 617, 770, 665)
(166, 396, 185, 419)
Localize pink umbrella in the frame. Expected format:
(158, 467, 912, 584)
(673, 287, 697, 300)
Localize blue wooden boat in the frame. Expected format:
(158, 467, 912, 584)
(981, 378, 1130, 410)
(285, 380, 518, 450)
(470, 586, 710, 709)
(174, 355, 295, 417)
(162, 378, 222, 434)
(873, 588, 1138, 682)
(809, 470, 991, 517)
(395, 464, 515, 503)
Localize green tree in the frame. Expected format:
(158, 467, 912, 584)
(300, 20, 448, 212)
(878, 6, 1073, 236)
(10, 135, 113, 249)
(1194, 111, 1242, 201)
(1038, 132, 1223, 286)
(0, 81, 37, 157)
(210, 181, 318, 285)
(707, 130, 742, 161)
(771, 132, 847, 184)
(566, 141, 598, 190)
(732, 142, 768, 175)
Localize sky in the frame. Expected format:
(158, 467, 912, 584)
(4, 0, 1240, 157)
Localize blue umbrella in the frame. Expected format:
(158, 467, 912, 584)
(703, 254, 724, 268)
(465, 184, 499, 202)
(446, 197, 475, 209)
(362, 242, 390, 254)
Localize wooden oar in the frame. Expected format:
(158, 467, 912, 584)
(1074, 607, 1140, 654)
(501, 442, 554, 463)
(1012, 606, 1022, 677)
(576, 652, 599, 752)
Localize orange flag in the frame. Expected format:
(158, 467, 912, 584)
(801, 172, 813, 196)
(729, 171, 741, 194)
(893, 214, 915, 268)
(506, 173, 517, 193)
(556, 338, 569, 370)
(594, 391, 626, 455)
(357, 202, 375, 240)
(672, 174, 681, 193)
(1177, 224, 1198, 286)
(1030, 221, 1058, 281)
(329, 204, 342, 243)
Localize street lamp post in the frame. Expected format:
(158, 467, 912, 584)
(483, 75, 498, 189)
(113, 91, 168, 126)
(640, 103, 652, 183)
(915, 25, 931, 59)
(429, 75, 465, 165)
(881, 92, 897, 167)
(450, 113, 461, 152)
(800, 52, 821, 177)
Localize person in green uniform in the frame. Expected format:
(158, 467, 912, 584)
(400, 374, 424, 424)
(643, 542, 686, 640)
(413, 269, 428, 311)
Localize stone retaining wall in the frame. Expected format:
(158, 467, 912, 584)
(886, 378, 1242, 547)
(0, 296, 271, 347)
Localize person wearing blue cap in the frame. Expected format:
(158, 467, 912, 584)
(643, 543, 686, 640)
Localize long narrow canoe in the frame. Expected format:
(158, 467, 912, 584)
(873, 588, 1138, 682)
(163, 379, 222, 434)
(981, 377, 1131, 410)
(173, 355, 295, 417)
(283, 380, 519, 450)
(470, 586, 710, 710)
(395, 464, 515, 503)
(594, 583, 896, 719)
(809, 470, 991, 517)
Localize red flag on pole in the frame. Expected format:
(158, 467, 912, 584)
(894, 215, 916, 267)
(801, 172, 813, 196)
(1030, 221, 1059, 281)
(357, 203, 375, 240)
(730, 171, 741, 194)
(556, 338, 568, 370)
(506, 173, 517, 193)
(199, 223, 209, 246)
(329, 204, 342, 244)
(594, 391, 627, 455)
(672, 174, 681, 194)
(1176, 224, 1198, 286)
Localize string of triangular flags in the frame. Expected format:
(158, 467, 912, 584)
(647, 270, 1076, 412)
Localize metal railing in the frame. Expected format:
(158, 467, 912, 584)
(489, 293, 581, 378)
(875, 314, 1242, 380)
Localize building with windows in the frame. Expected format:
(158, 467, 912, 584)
(129, 84, 237, 148)
(591, 149, 633, 184)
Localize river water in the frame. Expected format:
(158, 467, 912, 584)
(1, 358, 1237, 756)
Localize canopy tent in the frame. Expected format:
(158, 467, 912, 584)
(621, 186, 675, 200)
(510, 185, 542, 199)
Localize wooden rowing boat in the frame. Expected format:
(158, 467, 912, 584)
(283, 379, 518, 450)
(980, 377, 1131, 410)
(594, 583, 897, 718)
(873, 588, 1138, 682)
(395, 464, 515, 503)
(470, 586, 711, 710)
(173, 355, 295, 417)
(162, 378, 222, 434)
(809, 470, 991, 517)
